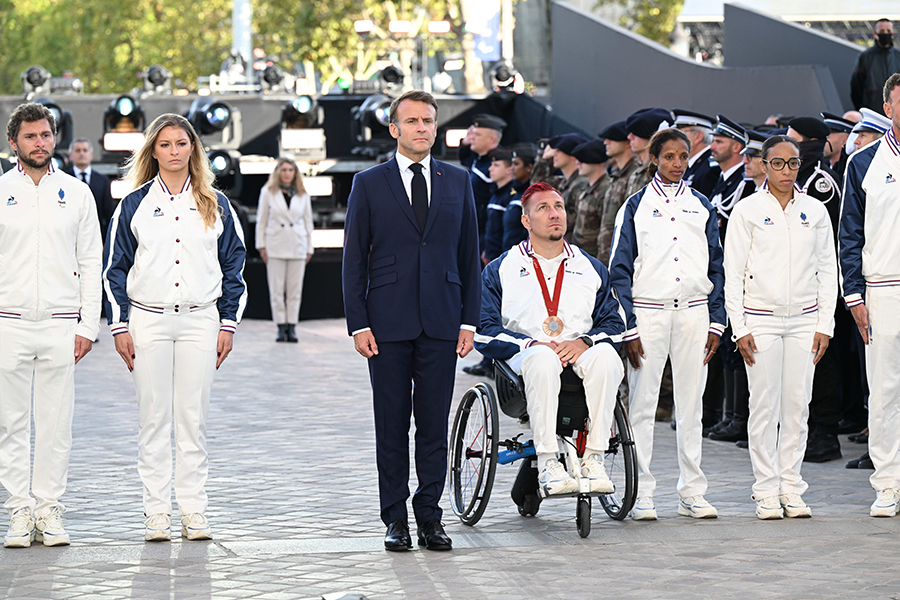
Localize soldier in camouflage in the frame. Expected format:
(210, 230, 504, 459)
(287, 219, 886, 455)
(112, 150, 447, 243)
(570, 139, 610, 258)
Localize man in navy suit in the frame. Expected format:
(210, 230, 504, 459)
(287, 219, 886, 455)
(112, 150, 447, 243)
(342, 90, 481, 552)
(64, 138, 116, 239)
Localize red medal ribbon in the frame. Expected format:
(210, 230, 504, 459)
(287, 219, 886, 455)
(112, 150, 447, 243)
(531, 256, 566, 318)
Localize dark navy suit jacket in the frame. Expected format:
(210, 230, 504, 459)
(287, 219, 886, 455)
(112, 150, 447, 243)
(342, 156, 481, 342)
(64, 166, 116, 238)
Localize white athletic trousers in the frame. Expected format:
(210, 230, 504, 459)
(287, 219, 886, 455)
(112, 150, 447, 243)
(130, 305, 219, 515)
(865, 286, 900, 492)
(627, 306, 709, 498)
(510, 343, 623, 456)
(0, 319, 76, 517)
(744, 313, 817, 499)
(266, 257, 306, 324)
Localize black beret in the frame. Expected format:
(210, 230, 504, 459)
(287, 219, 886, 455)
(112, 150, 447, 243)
(672, 109, 715, 130)
(571, 139, 608, 164)
(471, 114, 507, 131)
(821, 111, 855, 134)
(598, 121, 629, 142)
(625, 108, 674, 139)
(488, 148, 513, 162)
(712, 114, 748, 145)
(551, 133, 590, 155)
(788, 117, 831, 140)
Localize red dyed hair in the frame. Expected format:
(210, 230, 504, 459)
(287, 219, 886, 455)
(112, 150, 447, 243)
(520, 182, 562, 210)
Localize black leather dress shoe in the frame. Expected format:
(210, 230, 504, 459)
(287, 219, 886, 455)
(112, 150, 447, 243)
(462, 362, 492, 377)
(417, 519, 452, 551)
(384, 519, 412, 551)
(837, 419, 866, 434)
(846, 452, 874, 469)
(803, 434, 842, 463)
(708, 421, 748, 442)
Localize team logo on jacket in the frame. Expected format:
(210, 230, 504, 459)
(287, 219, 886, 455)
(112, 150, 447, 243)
(764, 217, 774, 225)
(652, 209, 662, 217)
(815, 178, 832, 193)
(6, 196, 15, 206)
(887, 173, 896, 184)
(57, 188, 66, 207)
(153, 207, 164, 217)
(800, 212, 809, 227)
(519, 266, 530, 277)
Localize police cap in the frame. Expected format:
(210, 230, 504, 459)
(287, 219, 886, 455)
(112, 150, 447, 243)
(672, 109, 715, 130)
(712, 114, 748, 146)
(820, 112, 855, 134)
(740, 130, 768, 156)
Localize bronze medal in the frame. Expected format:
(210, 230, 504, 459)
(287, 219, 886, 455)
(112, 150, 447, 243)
(543, 315, 564, 337)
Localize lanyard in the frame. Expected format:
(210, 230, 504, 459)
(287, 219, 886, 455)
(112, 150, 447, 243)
(531, 256, 566, 317)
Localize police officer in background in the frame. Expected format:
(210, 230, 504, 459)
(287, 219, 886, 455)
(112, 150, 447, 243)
(504, 145, 535, 251)
(821, 112, 856, 179)
(570, 139, 610, 258)
(548, 133, 590, 241)
(673, 109, 720, 198)
(707, 115, 748, 241)
(597, 121, 639, 266)
(459, 114, 506, 250)
(623, 108, 674, 199)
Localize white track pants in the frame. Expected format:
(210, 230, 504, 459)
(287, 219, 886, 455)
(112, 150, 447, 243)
(130, 305, 218, 515)
(0, 319, 76, 517)
(865, 287, 900, 492)
(627, 307, 709, 498)
(744, 313, 817, 499)
(266, 257, 306, 324)
(510, 343, 623, 456)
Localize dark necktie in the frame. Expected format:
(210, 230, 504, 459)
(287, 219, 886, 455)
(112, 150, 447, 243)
(409, 162, 428, 231)
(80, 171, 88, 184)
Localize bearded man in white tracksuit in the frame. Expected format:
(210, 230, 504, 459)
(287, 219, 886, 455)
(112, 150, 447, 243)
(475, 182, 625, 497)
(0, 103, 102, 548)
(840, 73, 900, 518)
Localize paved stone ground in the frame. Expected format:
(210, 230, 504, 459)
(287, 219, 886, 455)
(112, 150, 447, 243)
(1, 318, 898, 600)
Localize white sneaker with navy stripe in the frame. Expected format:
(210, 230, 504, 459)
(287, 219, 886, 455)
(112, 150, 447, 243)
(181, 513, 212, 540)
(677, 495, 718, 518)
(35, 507, 70, 546)
(779, 493, 811, 518)
(631, 496, 657, 520)
(4, 508, 35, 548)
(538, 459, 578, 496)
(145, 513, 172, 541)
(870, 488, 900, 518)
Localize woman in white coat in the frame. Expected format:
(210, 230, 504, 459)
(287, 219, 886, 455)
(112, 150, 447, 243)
(256, 158, 314, 342)
(724, 135, 837, 520)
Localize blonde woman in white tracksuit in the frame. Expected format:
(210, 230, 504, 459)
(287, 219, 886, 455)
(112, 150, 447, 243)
(610, 128, 726, 521)
(103, 114, 247, 543)
(724, 135, 837, 520)
(255, 157, 314, 342)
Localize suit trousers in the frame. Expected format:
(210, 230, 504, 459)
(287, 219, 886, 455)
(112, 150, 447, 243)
(865, 287, 900, 492)
(510, 343, 623, 456)
(266, 257, 306, 324)
(0, 319, 76, 517)
(130, 305, 218, 515)
(745, 313, 817, 499)
(627, 306, 710, 498)
(369, 333, 457, 526)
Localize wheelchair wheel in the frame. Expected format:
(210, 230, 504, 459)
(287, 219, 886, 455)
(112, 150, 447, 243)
(517, 494, 541, 517)
(599, 396, 638, 520)
(576, 495, 591, 538)
(449, 383, 499, 526)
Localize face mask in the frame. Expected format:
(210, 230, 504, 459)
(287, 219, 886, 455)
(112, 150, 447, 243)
(797, 139, 826, 162)
(877, 32, 893, 47)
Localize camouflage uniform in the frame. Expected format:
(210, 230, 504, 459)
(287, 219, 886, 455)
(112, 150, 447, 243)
(572, 174, 612, 258)
(557, 171, 589, 242)
(596, 157, 640, 266)
(529, 154, 557, 186)
(623, 160, 652, 201)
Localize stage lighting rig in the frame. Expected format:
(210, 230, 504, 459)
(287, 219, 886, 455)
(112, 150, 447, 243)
(207, 149, 243, 198)
(141, 64, 172, 94)
(350, 94, 395, 157)
(102, 94, 146, 156)
(489, 61, 524, 94)
(35, 97, 74, 151)
(22, 65, 51, 96)
(186, 97, 242, 150)
(280, 96, 326, 160)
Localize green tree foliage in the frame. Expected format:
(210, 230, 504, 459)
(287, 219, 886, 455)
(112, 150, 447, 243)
(594, 0, 684, 47)
(0, 0, 465, 95)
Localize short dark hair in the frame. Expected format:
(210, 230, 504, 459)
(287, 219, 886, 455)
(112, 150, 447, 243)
(884, 73, 900, 104)
(761, 135, 800, 160)
(876, 18, 892, 27)
(7, 102, 56, 144)
(389, 90, 438, 125)
(648, 128, 691, 161)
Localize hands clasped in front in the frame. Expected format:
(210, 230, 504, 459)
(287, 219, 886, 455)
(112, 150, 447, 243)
(531, 338, 589, 367)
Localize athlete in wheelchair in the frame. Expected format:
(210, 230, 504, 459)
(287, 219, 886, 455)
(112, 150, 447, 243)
(449, 183, 637, 537)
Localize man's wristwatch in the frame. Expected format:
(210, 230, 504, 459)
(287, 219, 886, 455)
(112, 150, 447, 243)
(579, 335, 594, 348)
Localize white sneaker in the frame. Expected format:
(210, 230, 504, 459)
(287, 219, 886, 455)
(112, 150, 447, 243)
(538, 458, 578, 496)
(580, 454, 614, 494)
(754, 496, 784, 520)
(181, 513, 212, 540)
(145, 513, 172, 542)
(631, 496, 657, 521)
(779, 493, 812, 518)
(4, 508, 35, 548)
(870, 488, 900, 518)
(678, 495, 718, 519)
(35, 507, 70, 546)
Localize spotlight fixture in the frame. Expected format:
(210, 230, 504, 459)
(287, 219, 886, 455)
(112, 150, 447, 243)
(186, 97, 242, 150)
(489, 61, 524, 94)
(142, 64, 172, 94)
(207, 149, 243, 198)
(350, 94, 395, 157)
(22, 65, 51, 96)
(34, 97, 74, 151)
(261, 65, 284, 89)
(280, 96, 326, 160)
(102, 94, 146, 154)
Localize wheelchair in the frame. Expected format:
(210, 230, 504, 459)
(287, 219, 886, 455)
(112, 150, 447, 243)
(448, 359, 638, 538)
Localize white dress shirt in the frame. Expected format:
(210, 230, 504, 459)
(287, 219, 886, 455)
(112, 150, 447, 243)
(73, 166, 92, 185)
(395, 152, 432, 205)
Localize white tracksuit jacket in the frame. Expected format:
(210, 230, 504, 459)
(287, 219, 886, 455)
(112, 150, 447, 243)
(0, 163, 102, 339)
(724, 183, 837, 340)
